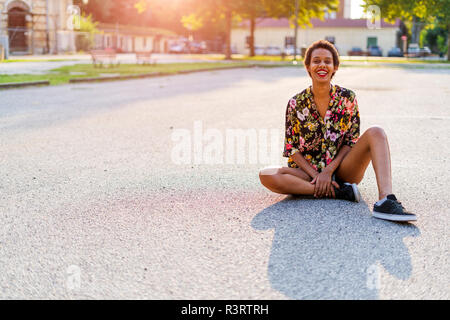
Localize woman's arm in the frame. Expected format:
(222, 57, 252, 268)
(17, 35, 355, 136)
(283, 98, 318, 179)
(310, 145, 351, 198)
(322, 145, 351, 175)
(291, 152, 319, 180)
(314, 93, 361, 198)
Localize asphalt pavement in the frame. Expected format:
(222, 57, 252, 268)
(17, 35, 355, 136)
(0, 64, 449, 299)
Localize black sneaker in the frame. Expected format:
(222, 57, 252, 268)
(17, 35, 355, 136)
(333, 181, 361, 203)
(373, 194, 417, 222)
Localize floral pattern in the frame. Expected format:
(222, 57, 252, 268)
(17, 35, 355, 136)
(283, 84, 360, 172)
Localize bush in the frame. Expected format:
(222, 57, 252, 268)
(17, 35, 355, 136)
(74, 14, 99, 52)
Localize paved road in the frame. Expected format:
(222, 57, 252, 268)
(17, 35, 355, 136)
(0, 65, 449, 299)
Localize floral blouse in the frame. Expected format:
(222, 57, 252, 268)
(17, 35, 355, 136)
(283, 84, 360, 172)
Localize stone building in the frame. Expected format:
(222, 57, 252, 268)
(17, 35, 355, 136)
(0, 0, 75, 56)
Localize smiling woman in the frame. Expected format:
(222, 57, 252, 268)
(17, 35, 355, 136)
(258, 39, 417, 223)
(303, 41, 340, 81)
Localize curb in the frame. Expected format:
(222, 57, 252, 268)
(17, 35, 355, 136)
(0, 80, 50, 89)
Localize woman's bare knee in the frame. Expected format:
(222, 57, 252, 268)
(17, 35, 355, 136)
(259, 175, 284, 193)
(366, 126, 387, 141)
(259, 167, 284, 193)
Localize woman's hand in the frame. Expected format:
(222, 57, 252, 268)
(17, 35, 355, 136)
(310, 169, 339, 198)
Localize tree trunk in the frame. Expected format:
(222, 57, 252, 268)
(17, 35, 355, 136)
(249, 16, 255, 57)
(224, 9, 232, 60)
(411, 15, 421, 44)
(447, 23, 450, 61)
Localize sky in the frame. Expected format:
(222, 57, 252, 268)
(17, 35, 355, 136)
(351, 0, 365, 19)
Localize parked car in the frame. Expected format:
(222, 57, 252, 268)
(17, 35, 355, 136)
(188, 41, 207, 54)
(387, 47, 403, 57)
(347, 47, 367, 56)
(169, 41, 187, 54)
(254, 46, 265, 55)
(264, 46, 282, 56)
(368, 45, 383, 56)
(419, 46, 431, 57)
(283, 46, 301, 56)
(407, 44, 420, 57)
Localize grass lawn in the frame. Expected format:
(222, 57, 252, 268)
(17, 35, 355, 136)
(0, 62, 257, 86)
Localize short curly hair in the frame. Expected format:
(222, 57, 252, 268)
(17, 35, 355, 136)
(304, 40, 340, 79)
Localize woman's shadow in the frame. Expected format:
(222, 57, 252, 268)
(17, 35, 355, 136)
(251, 195, 420, 299)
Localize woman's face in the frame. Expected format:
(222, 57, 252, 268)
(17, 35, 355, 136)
(307, 48, 337, 83)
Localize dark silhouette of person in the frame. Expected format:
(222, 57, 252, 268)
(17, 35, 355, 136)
(251, 196, 420, 299)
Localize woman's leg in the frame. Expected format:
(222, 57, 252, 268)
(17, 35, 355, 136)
(335, 126, 393, 200)
(259, 166, 315, 195)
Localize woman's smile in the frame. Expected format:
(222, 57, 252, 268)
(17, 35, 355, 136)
(308, 48, 337, 82)
(316, 69, 329, 78)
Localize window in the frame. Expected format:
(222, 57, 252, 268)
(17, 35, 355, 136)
(367, 36, 377, 48)
(285, 36, 295, 47)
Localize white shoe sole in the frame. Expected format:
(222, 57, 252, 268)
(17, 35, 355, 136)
(350, 183, 361, 203)
(343, 183, 361, 203)
(372, 211, 417, 222)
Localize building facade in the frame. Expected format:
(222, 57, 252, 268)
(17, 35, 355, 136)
(0, 0, 75, 56)
(231, 0, 401, 56)
(93, 23, 177, 54)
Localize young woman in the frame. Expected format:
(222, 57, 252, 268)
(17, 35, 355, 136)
(259, 40, 416, 222)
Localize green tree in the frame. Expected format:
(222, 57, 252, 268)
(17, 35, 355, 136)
(177, 0, 241, 59)
(235, 0, 267, 57)
(263, 0, 338, 24)
(241, 0, 339, 57)
(181, 0, 338, 59)
(363, 0, 450, 60)
(262, 0, 338, 58)
(420, 17, 448, 55)
(75, 13, 100, 51)
(181, 13, 204, 33)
